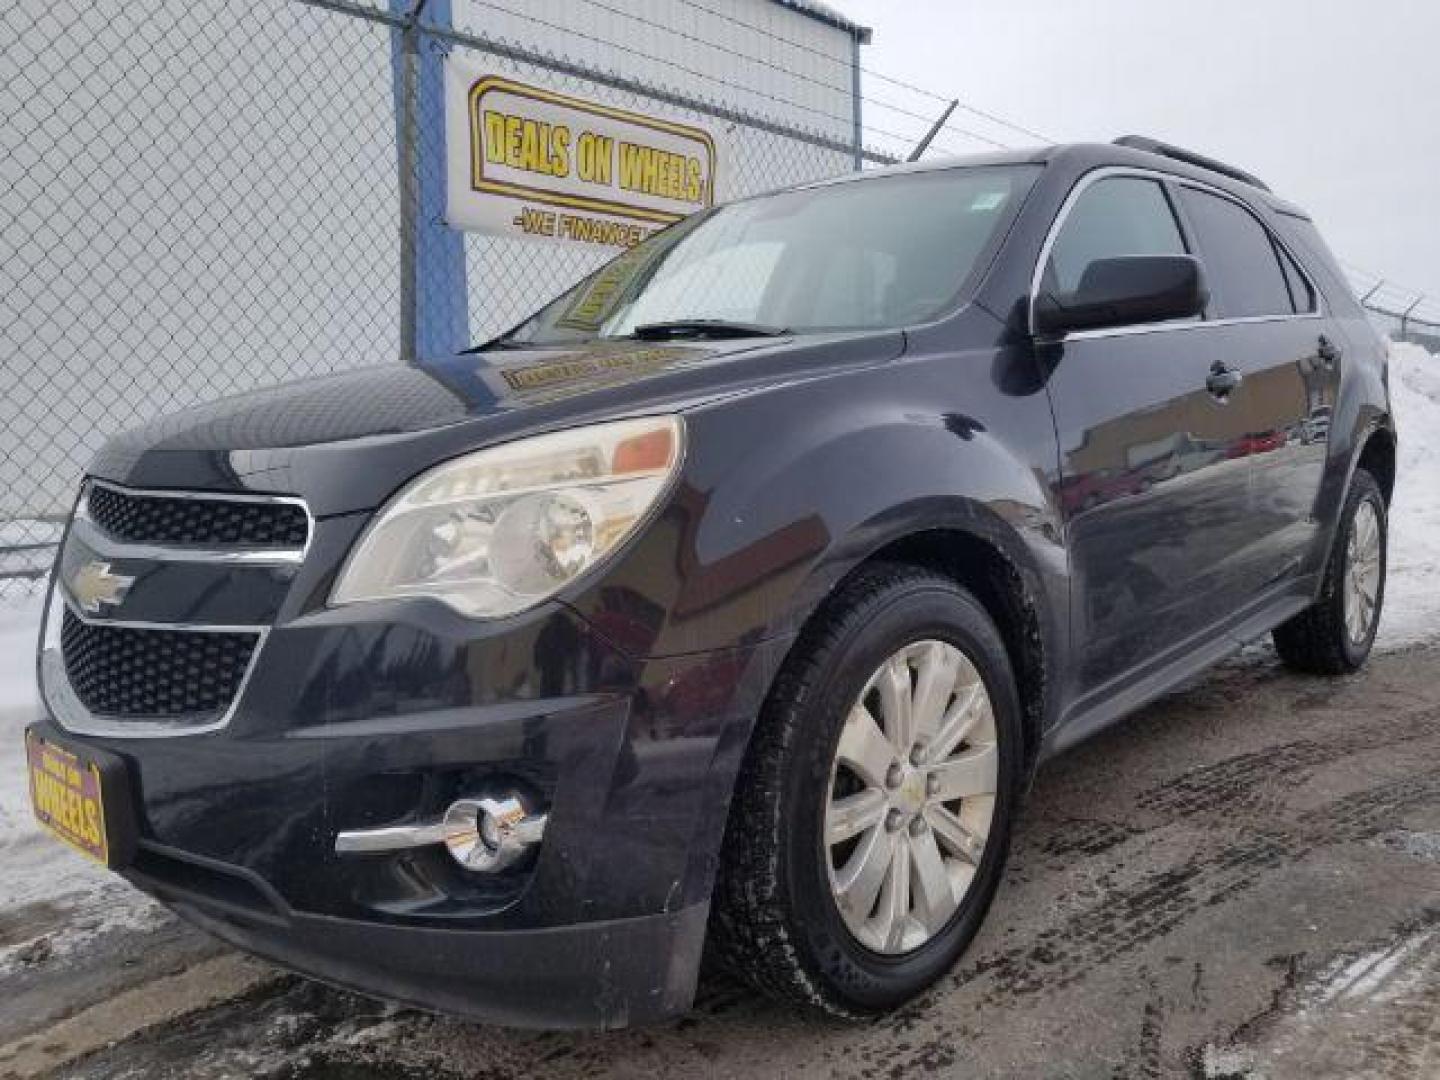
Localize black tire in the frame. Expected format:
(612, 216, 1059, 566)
(708, 562, 1024, 1017)
(1273, 468, 1387, 675)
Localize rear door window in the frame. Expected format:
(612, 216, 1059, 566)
(1177, 187, 1295, 318)
(1045, 176, 1188, 295)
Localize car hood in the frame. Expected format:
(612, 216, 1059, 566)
(88, 331, 904, 516)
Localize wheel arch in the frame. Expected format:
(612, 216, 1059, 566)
(1355, 423, 1396, 506)
(848, 529, 1048, 775)
(771, 511, 1059, 777)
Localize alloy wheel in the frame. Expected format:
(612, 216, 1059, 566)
(1344, 500, 1382, 644)
(824, 640, 998, 955)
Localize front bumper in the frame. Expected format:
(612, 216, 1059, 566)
(130, 840, 709, 1029)
(35, 593, 790, 1027)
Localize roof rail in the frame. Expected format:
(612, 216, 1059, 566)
(1113, 136, 1271, 192)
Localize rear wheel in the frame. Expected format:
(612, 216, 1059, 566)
(709, 563, 1024, 1016)
(1273, 468, 1387, 675)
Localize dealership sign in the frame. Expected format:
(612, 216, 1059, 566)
(444, 60, 720, 248)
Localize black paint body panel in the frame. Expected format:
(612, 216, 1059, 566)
(41, 142, 1394, 1027)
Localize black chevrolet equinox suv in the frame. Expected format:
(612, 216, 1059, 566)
(28, 138, 1396, 1028)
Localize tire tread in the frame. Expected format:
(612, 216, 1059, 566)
(708, 562, 994, 1016)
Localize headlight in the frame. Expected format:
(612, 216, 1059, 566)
(331, 416, 683, 618)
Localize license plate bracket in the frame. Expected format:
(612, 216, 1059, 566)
(26, 727, 138, 869)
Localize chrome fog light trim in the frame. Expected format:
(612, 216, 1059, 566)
(334, 792, 547, 873)
(333, 821, 450, 854)
(443, 795, 546, 873)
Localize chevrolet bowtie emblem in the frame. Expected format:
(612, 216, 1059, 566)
(69, 560, 135, 614)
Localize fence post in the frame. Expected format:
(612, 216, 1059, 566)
(1400, 296, 1424, 343)
(850, 33, 863, 171)
(908, 100, 958, 163)
(390, 0, 468, 363)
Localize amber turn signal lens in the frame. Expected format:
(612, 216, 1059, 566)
(613, 426, 676, 474)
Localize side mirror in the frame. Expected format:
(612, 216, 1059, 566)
(1034, 254, 1208, 336)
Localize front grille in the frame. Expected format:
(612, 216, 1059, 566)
(87, 484, 307, 548)
(61, 610, 259, 719)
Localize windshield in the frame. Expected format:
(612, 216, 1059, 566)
(492, 164, 1040, 347)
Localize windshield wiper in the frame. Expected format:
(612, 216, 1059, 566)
(463, 336, 536, 353)
(629, 319, 790, 341)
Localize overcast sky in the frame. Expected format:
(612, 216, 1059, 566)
(830, 0, 1440, 303)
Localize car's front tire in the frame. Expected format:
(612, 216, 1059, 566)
(1273, 467, 1387, 675)
(709, 563, 1023, 1017)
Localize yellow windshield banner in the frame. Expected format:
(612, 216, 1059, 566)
(444, 61, 721, 249)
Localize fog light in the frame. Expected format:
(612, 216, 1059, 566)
(334, 790, 547, 872)
(442, 794, 546, 873)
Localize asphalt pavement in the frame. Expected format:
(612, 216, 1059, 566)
(3, 642, 1439, 1079)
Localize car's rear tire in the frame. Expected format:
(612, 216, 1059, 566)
(1273, 468, 1387, 675)
(709, 562, 1024, 1017)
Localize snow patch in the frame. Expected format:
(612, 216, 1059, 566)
(1376, 342, 1440, 647)
(1, 587, 165, 969)
(1306, 927, 1437, 1008)
(1200, 922, 1440, 1076)
(1197, 1043, 1259, 1079)
(0, 588, 42, 711)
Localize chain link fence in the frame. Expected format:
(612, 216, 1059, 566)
(1, 0, 890, 601)
(5, 1, 1429, 603)
(1346, 268, 1440, 353)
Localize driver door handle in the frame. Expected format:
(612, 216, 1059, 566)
(1206, 362, 1243, 398)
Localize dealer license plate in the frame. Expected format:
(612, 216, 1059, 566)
(27, 729, 117, 866)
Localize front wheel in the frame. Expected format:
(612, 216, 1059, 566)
(709, 563, 1024, 1017)
(1273, 467, 1387, 675)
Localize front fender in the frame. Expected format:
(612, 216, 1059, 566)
(555, 345, 1067, 923)
(567, 347, 1067, 666)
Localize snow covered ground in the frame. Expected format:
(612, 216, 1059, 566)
(0, 342, 1436, 967)
(0, 588, 169, 975)
(1377, 342, 1440, 647)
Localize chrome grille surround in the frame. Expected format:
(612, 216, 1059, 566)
(87, 481, 309, 549)
(41, 481, 307, 738)
(76, 480, 311, 565)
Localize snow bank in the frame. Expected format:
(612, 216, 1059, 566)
(1377, 342, 1440, 647)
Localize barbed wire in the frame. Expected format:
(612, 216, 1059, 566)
(1342, 261, 1440, 328)
(670, 0, 1053, 145)
(452, 0, 933, 153)
(455, 0, 1029, 154)
(553, 0, 1008, 150)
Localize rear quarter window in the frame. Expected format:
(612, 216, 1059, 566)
(1274, 213, 1361, 314)
(1275, 242, 1316, 314)
(1178, 187, 1295, 319)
